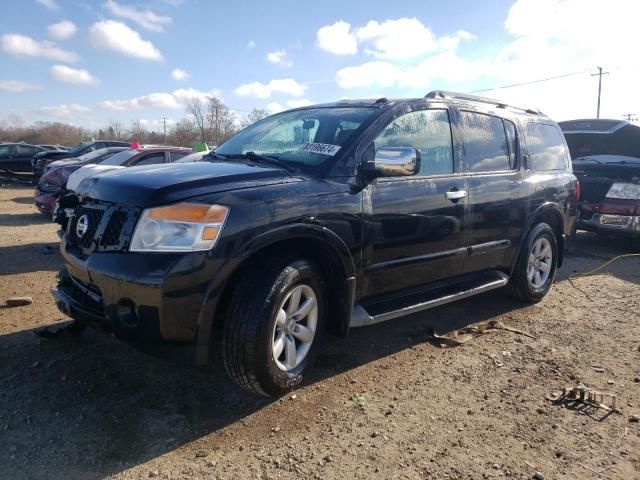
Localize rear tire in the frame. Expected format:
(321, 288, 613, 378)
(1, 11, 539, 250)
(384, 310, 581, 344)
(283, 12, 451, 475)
(506, 223, 558, 303)
(221, 255, 325, 397)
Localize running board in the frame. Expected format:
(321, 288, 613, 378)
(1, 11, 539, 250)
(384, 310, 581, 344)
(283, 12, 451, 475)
(350, 271, 509, 328)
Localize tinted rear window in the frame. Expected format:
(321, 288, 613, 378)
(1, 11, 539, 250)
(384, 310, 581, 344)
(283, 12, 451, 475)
(527, 123, 569, 171)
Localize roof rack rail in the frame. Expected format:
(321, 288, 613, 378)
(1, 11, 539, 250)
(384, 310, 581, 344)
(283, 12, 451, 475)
(425, 90, 543, 115)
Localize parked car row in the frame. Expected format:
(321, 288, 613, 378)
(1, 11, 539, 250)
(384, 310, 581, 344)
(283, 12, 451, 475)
(32, 140, 131, 177)
(35, 145, 197, 216)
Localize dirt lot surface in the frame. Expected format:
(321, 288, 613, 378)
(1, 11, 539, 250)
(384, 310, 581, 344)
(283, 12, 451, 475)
(1, 185, 639, 480)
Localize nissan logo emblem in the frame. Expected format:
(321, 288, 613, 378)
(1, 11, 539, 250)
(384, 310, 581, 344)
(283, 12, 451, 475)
(76, 214, 89, 238)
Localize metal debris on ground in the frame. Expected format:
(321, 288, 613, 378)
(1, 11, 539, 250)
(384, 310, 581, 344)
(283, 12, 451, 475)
(430, 319, 537, 347)
(3, 296, 33, 308)
(546, 384, 619, 412)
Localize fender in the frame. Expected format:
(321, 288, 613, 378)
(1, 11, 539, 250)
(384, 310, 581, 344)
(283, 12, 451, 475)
(194, 222, 357, 365)
(511, 202, 566, 272)
(233, 223, 357, 277)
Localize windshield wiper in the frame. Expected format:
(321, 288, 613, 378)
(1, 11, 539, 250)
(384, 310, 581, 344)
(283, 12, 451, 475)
(235, 151, 294, 173)
(204, 151, 229, 160)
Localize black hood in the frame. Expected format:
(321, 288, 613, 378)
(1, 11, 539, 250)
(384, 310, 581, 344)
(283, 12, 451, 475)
(77, 161, 302, 207)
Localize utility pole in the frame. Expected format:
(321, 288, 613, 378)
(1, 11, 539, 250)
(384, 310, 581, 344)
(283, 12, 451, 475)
(592, 66, 609, 119)
(161, 117, 167, 144)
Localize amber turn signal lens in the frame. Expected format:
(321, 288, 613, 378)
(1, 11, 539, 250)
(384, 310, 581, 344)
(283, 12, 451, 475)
(148, 203, 228, 223)
(201, 226, 220, 241)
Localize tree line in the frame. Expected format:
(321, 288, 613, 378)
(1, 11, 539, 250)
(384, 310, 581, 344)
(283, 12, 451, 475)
(0, 97, 269, 148)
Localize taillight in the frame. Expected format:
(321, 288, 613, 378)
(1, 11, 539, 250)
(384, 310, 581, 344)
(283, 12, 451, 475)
(575, 179, 581, 201)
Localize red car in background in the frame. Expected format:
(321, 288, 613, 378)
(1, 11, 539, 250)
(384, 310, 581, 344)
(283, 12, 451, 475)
(560, 119, 640, 245)
(34, 146, 192, 216)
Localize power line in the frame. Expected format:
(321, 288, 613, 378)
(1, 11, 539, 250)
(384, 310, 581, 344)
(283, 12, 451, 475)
(467, 69, 591, 94)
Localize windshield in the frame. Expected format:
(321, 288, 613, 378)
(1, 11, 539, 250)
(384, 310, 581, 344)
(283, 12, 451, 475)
(572, 154, 640, 164)
(69, 142, 91, 154)
(77, 148, 115, 162)
(215, 107, 377, 168)
(100, 149, 137, 166)
(564, 127, 640, 160)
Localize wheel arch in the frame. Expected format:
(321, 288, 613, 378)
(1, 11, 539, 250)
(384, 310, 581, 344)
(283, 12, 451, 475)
(512, 203, 566, 272)
(195, 224, 356, 365)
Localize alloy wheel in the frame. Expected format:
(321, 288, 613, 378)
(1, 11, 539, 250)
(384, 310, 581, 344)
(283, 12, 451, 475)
(271, 284, 318, 372)
(527, 237, 553, 289)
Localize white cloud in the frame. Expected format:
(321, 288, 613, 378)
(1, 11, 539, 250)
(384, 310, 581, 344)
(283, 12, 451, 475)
(234, 78, 307, 98)
(1, 34, 78, 63)
(89, 21, 163, 61)
(171, 68, 189, 81)
(247, 40, 256, 49)
(51, 65, 99, 86)
(38, 104, 91, 118)
(356, 18, 475, 60)
(266, 102, 285, 114)
(266, 50, 293, 67)
(0, 80, 41, 93)
(336, 61, 403, 89)
(317, 18, 474, 60)
(48, 20, 77, 41)
(36, 0, 59, 11)
(101, 87, 221, 111)
(317, 21, 357, 55)
(104, 0, 172, 33)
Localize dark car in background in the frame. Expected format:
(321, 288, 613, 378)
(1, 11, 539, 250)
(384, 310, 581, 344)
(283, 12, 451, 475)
(32, 140, 130, 177)
(38, 144, 68, 151)
(0, 143, 48, 173)
(34, 147, 129, 215)
(560, 119, 640, 243)
(54, 92, 577, 396)
(53, 146, 192, 222)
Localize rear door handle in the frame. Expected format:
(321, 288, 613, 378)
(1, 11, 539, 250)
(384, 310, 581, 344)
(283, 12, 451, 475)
(445, 190, 467, 201)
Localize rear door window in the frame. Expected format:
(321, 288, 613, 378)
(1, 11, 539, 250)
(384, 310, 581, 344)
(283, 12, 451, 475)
(169, 151, 188, 162)
(459, 111, 511, 172)
(15, 145, 39, 157)
(374, 109, 454, 176)
(527, 123, 569, 171)
(131, 153, 165, 166)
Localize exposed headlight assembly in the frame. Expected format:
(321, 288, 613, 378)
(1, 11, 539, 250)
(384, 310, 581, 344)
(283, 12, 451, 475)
(130, 203, 229, 252)
(605, 182, 640, 200)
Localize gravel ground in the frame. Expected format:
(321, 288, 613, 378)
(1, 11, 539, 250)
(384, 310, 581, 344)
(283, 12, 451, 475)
(1, 185, 639, 480)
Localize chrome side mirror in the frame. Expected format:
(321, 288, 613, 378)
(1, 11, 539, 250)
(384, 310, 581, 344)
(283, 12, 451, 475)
(372, 147, 421, 177)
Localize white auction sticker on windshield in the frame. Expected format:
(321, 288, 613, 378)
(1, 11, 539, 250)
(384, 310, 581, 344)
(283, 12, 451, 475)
(300, 143, 341, 156)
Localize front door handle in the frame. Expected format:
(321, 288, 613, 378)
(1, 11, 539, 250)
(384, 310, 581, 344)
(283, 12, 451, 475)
(445, 190, 467, 201)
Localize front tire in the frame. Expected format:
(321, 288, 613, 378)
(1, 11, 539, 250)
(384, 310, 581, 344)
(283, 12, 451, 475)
(506, 223, 558, 303)
(222, 256, 325, 397)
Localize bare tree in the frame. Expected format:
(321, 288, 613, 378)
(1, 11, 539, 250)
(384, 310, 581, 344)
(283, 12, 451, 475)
(127, 119, 146, 142)
(241, 108, 269, 128)
(170, 118, 198, 147)
(186, 98, 210, 143)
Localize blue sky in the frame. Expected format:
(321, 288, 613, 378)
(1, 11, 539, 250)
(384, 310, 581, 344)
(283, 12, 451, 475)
(1, 0, 639, 130)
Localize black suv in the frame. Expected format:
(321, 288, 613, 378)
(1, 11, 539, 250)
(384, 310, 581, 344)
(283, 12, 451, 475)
(54, 92, 578, 396)
(32, 140, 130, 177)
